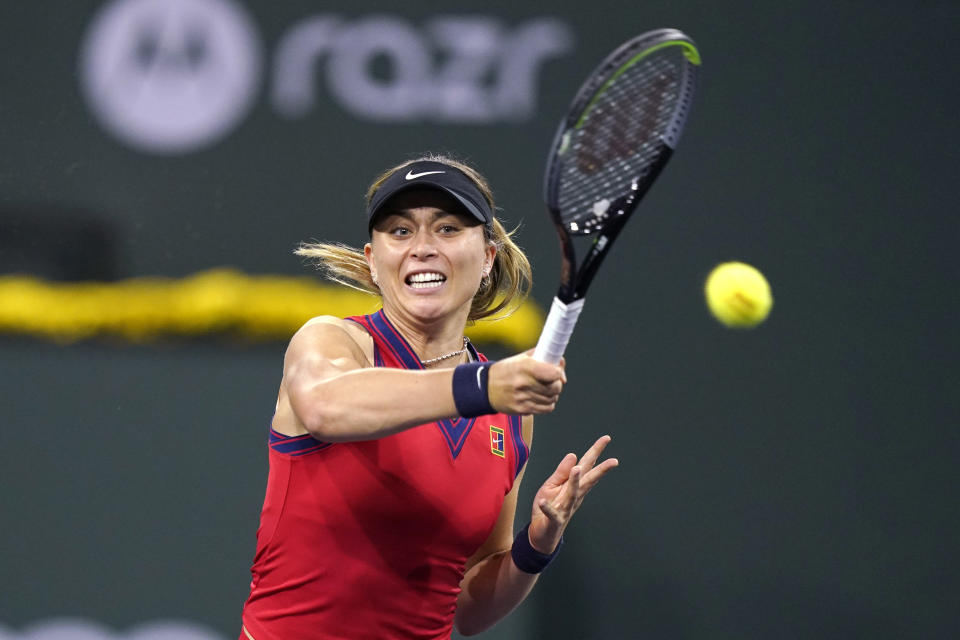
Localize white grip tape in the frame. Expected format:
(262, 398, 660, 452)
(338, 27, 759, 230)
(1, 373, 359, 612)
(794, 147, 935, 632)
(533, 297, 585, 363)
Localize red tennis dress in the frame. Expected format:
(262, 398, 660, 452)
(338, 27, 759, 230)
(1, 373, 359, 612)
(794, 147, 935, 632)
(241, 310, 528, 640)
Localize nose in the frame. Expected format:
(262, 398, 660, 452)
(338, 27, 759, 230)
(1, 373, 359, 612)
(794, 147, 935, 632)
(410, 229, 438, 259)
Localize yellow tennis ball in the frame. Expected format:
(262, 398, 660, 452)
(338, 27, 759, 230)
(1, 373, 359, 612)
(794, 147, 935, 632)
(704, 262, 773, 328)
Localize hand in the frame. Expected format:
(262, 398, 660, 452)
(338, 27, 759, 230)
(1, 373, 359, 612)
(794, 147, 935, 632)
(487, 350, 566, 415)
(527, 435, 619, 553)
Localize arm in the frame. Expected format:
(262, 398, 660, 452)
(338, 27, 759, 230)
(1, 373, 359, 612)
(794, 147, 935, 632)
(282, 318, 457, 441)
(454, 422, 619, 636)
(454, 416, 536, 636)
(281, 318, 566, 442)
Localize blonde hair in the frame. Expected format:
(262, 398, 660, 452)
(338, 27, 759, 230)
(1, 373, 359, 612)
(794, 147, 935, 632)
(296, 154, 532, 322)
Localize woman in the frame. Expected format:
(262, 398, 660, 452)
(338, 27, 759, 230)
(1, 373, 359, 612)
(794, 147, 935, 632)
(240, 154, 618, 639)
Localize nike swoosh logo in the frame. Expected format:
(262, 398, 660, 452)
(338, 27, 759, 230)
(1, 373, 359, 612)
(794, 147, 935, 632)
(405, 170, 446, 180)
(476, 365, 486, 391)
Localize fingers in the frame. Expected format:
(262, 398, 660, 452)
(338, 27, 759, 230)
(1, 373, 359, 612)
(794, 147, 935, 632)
(576, 435, 619, 490)
(530, 439, 617, 551)
(578, 457, 619, 493)
(539, 463, 579, 522)
(520, 350, 566, 376)
(521, 391, 560, 414)
(547, 452, 578, 483)
(545, 439, 615, 490)
(488, 353, 567, 414)
(541, 439, 618, 511)
(523, 359, 565, 412)
(529, 360, 565, 385)
(566, 463, 581, 509)
(577, 435, 613, 473)
(527, 379, 563, 406)
(543, 455, 578, 504)
(538, 462, 586, 528)
(515, 350, 566, 383)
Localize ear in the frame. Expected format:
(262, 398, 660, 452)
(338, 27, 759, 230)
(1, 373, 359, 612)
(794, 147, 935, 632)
(483, 241, 497, 276)
(364, 243, 376, 281)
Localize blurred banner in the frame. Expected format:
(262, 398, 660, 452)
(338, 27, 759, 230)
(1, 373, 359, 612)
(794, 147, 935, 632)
(77, 0, 573, 153)
(0, 619, 226, 640)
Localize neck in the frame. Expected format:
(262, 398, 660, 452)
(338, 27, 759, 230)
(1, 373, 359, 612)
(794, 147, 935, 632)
(379, 302, 471, 365)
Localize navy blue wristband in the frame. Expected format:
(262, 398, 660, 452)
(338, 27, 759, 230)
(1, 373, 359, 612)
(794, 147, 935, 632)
(452, 361, 495, 417)
(510, 522, 562, 574)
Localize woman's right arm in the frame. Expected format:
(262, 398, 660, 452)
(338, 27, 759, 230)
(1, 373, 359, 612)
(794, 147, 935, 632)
(281, 318, 566, 443)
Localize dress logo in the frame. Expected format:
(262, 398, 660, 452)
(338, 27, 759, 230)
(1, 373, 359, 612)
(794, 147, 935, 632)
(490, 426, 505, 458)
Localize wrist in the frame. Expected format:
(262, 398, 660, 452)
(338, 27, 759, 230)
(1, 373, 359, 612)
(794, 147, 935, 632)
(510, 522, 562, 574)
(452, 361, 496, 417)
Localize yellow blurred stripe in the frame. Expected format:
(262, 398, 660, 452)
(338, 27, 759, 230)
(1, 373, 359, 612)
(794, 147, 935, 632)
(0, 268, 543, 349)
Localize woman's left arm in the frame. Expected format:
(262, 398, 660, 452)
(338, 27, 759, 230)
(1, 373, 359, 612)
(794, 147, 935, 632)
(454, 420, 619, 636)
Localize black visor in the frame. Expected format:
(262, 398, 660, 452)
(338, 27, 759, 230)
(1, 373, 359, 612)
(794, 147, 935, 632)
(367, 161, 493, 234)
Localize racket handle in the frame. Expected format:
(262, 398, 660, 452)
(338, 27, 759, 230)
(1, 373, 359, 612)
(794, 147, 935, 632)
(533, 297, 585, 363)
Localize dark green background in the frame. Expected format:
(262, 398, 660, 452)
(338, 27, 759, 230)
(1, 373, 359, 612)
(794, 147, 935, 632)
(2, 1, 958, 638)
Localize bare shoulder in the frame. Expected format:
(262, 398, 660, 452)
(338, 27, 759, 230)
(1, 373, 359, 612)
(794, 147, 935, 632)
(275, 316, 373, 436)
(288, 315, 373, 367)
(295, 315, 368, 342)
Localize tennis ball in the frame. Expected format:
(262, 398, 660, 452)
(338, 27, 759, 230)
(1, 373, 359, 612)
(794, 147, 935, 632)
(704, 262, 772, 328)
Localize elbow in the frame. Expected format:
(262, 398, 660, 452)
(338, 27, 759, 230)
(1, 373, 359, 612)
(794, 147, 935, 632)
(294, 386, 343, 442)
(456, 617, 500, 637)
(302, 409, 334, 441)
(454, 603, 496, 637)
(454, 617, 483, 637)
(304, 407, 351, 443)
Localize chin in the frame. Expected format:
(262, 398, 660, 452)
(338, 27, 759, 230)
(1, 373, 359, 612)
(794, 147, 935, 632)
(401, 294, 470, 323)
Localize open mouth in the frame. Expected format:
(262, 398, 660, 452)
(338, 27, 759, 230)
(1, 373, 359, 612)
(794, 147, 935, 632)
(405, 272, 447, 289)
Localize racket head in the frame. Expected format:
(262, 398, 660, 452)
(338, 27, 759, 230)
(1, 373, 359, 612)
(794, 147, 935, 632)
(544, 29, 700, 238)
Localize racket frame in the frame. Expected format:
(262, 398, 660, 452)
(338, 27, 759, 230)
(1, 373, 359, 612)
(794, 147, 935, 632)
(533, 29, 699, 363)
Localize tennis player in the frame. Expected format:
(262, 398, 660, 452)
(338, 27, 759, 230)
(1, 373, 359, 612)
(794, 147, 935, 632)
(239, 154, 618, 639)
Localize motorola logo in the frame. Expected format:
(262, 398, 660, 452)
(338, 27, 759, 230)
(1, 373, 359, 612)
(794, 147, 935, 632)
(79, 1, 573, 155)
(79, 0, 262, 154)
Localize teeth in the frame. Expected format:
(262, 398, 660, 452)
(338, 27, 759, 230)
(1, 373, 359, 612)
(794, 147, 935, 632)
(410, 272, 444, 282)
(407, 272, 445, 287)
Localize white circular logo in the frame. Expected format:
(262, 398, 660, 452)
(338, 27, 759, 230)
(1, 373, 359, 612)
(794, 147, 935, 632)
(79, 0, 262, 154)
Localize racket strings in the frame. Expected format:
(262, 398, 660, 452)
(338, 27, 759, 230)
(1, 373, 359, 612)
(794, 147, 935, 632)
(555, 49, 691, 230)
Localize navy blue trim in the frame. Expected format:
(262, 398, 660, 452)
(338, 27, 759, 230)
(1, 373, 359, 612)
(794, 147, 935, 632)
(361, 309, 478, 459)
(269, 428, 333, 457)
(509, 414, 528, 477)
(368, 310, 422, 370)
(345, 315, 383, 367)
(436, 416, 474, 459)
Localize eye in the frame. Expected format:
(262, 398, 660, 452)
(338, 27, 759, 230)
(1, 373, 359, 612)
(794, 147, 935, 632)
(390, 225, 412, 237)
(437, 223, 461, 234)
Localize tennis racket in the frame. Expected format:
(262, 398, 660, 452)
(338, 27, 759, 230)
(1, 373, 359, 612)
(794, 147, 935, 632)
(533, 28, 701, 363)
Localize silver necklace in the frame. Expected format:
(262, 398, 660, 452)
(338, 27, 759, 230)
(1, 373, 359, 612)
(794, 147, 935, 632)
(419, 337, 470, 366)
